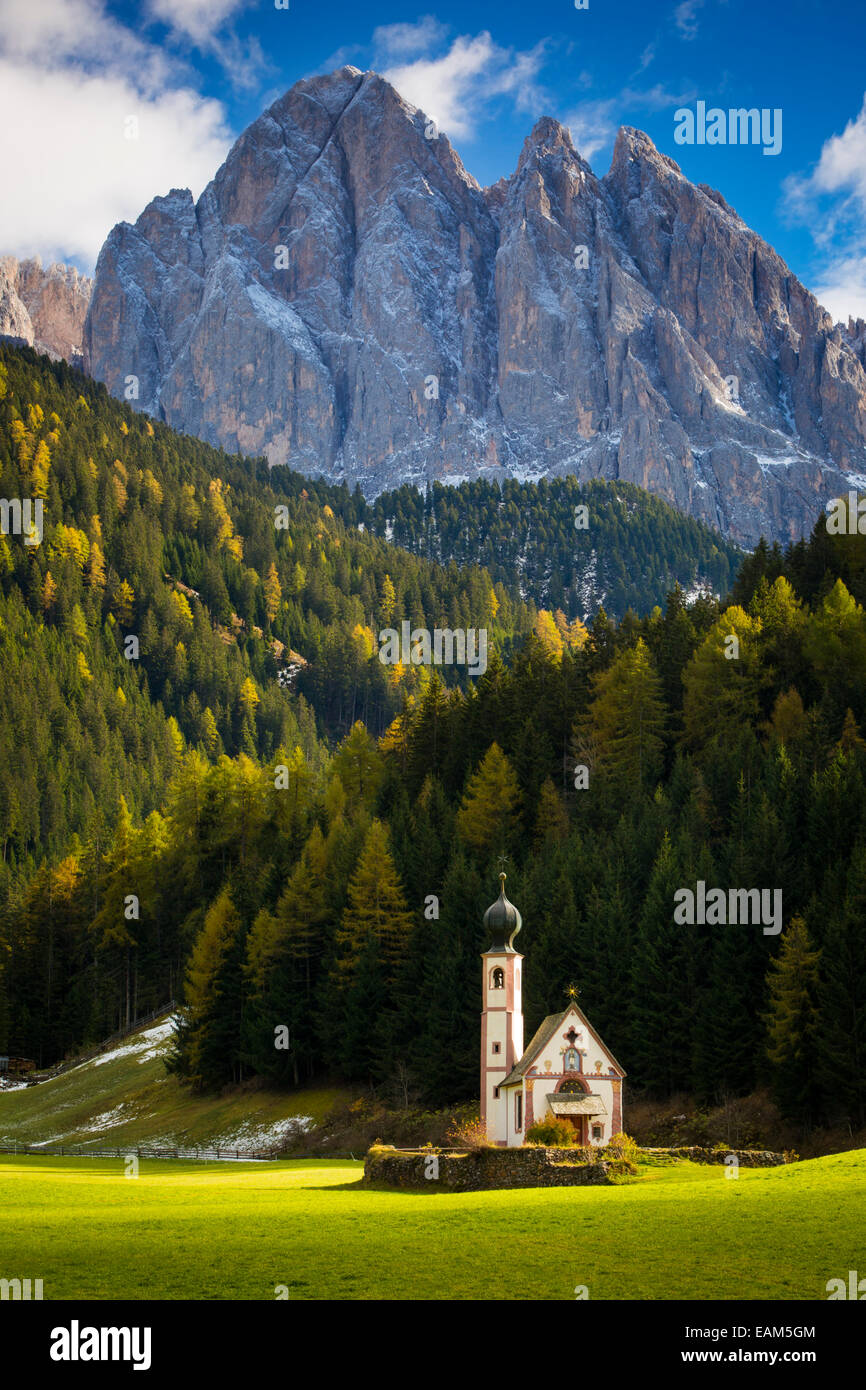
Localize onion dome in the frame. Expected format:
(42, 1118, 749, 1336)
(483, 872, 522, 952)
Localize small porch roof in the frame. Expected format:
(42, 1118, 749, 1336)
(546, 1093, 608, 1117)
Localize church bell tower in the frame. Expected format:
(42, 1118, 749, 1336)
(480, 873, 523, 1145)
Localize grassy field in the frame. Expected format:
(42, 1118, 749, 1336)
(0, 1014, 342, 1153)
(1, 1149, 863, 1300)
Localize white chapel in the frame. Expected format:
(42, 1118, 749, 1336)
(480, 873, 625, 1148)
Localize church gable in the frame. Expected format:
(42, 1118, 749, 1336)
(526, 1005, 625, 1083)
(501, 1005, 625, 1087)
(518, 1006, 624, 1145)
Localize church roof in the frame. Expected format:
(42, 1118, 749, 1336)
(482, 872, 522, 952)
(498, 1004, 627, 1087)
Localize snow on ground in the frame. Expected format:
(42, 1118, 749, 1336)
(80, 1017, 178, 1070)
(214, 1116, 313, 1150)
(682, 580, 716, 603)
(77, 1105, 131, 1133)
(753, 452, 805, 474)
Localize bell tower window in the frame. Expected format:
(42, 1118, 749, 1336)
(492, 967, 504, 989)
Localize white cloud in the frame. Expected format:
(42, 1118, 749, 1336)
(805, 96, 866, 206)
(1, 0, 166, 77)
(813, 256, 866, 326)
(674, 0, 705, 40)
(372, 16, 450, 62)
(620, 83, 697, 111)
(380, 30, 547, 141)
(0, 0, 234, 270)
(565, 83, 697, 164)
(564, 99, 619, 162)
(782, 96, 866, 324)
(148, 0, 246, 48)
(146, 0, 269, 90)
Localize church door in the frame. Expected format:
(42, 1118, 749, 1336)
(558, 1114, 584, 1142)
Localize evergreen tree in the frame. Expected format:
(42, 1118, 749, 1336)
(764, 916, 821, 1124)
(179, 886, 247, 1090)
(456, 742, 521, 857)
(579, 638, 667, 797)
(817, 847, 866, 1128)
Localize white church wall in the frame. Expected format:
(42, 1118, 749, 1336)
(487, 1085, 507, 1144)
(504, 1086, 524, 1147)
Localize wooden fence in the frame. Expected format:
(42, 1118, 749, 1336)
(0, 1142, 277, 1162)
(29, 1001, 179, 1081)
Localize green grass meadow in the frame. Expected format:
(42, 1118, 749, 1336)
(2, 1149, 864, 1300)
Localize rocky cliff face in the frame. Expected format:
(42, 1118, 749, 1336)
(1, 257, 92, 365)
(84, 67, 866, 546)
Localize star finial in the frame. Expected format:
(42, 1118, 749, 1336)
(565, 981, 580, 1002)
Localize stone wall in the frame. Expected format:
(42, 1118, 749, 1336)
(642, 1146, 786, 1167)
(363, 1146, 624, 1192)
(363, 1143, 787, 1191)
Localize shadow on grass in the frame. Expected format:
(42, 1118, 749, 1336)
(302, 1179, 453, 1194)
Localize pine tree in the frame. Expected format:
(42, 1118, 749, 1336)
(409, 849, 486, 1105)
(764, 916, 821, 1124)
(533, 776, 569, 847)
(578, 638, 667, 798)
(628, 831, 697, 1094)
(331, 722, 384, 808)
(90, 797, 139, 1030)
(41, 570, 57, 614)
(334, 819, 413, 988)
(682, 607, 765, 751)
(456, 742, 521, 857)
(817, 846, 866, 1127)
(264, 562, 281, 623)
(180, 885, 246, 1090)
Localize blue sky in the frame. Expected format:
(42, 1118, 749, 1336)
(1, 0, 865, 321)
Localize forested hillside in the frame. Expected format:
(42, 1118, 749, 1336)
(0, 345, 528, 872)
(2, 346, 865, 1139)
(362, 477, 741, 619)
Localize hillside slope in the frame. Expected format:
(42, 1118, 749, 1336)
(0, 1012, 340, 1153)
(365, 476, 742, 619)
(0, 343, 527, 870)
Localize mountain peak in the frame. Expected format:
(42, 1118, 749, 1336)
(84, 68, 866, 549)
(610, 125, 681, 175)
(529, 116, 575, 148)
(0, 253, 91, 364)
(517, 116, 578, 171)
